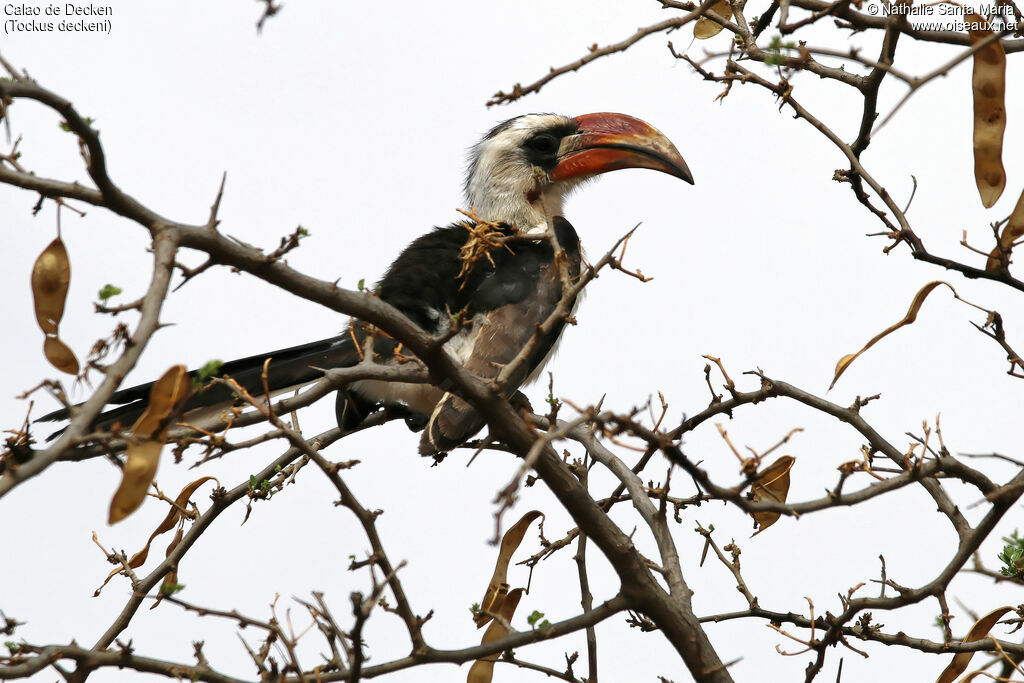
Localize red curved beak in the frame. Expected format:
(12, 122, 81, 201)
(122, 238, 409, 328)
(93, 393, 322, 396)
(550, 112, 693, 185)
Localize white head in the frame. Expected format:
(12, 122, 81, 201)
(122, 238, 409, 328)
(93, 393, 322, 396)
(464, 112, 693, 233)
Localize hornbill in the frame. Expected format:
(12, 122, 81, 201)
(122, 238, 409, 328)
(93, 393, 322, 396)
(41, 113, 692, 456)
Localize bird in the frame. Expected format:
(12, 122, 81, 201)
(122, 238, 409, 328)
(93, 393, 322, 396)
(41, 113, 692, 457)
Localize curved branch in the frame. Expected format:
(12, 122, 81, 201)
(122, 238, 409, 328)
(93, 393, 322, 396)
(91, 427, 343, 652)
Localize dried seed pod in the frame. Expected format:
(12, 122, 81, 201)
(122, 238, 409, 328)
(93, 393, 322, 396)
(127, 476, 219, 568)
(31, 238, 71, 335)
(968, 14, 1007, 208)
(467, 588, 524, 683)
(109, 365, 191, 523)
(986, 187, 1024, 270)
(474, 510, 542, 628)
(936, 606, 1014, 683)
(694, 0, 732, 39)
(43, 335, 80, 375)
(132, 364, 192, 440)
(830, 281, 954, 389)
(750, 455, 795, 535)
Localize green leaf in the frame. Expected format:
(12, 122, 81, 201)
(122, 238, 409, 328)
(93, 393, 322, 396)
(195, 360, 224, 384)
(97, 283, 122, 303)
(998, 531, 1024, 577)
(527, 609, 545, 628)
(357, 278, 365, 291)
(160, 582, 185, 596)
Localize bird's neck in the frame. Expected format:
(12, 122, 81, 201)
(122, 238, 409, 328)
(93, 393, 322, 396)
(467, 181, 564, 235)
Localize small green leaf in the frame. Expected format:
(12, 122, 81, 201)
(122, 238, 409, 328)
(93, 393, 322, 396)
(998, 530, 1024, 577)
(297, 226, 310, 237)
(97, 284, 122, 303)
(527, 610, 545, 628)
(357, 278, 365, 291)
(195, 360, 224, 385)
(4, 641, 19, 654)
(160, 582, 185, 596)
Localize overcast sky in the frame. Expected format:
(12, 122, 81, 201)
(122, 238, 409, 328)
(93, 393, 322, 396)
(1, 2, 1022, 682)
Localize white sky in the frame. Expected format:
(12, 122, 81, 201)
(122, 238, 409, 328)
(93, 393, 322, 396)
(1, 2, 1022, 682)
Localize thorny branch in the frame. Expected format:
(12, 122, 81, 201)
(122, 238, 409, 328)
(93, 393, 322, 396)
(0, 49, 730, 683)
(4, 0, 1024, 678)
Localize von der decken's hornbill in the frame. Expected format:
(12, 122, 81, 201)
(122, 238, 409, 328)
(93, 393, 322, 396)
(42, 113, 692, 456)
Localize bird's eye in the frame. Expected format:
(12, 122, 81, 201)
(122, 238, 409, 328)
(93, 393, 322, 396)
(526, 134, 558, 154)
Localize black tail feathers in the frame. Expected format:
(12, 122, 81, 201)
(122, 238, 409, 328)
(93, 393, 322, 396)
(38, 334, 361, 436)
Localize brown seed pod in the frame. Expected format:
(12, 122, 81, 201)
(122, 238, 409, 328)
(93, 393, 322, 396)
(43, 335, 80, 376)
(694, 0, 732, 39)
(467, 588, 525, 683)
(986, 187, 1024, 270)
(109, 365, 191, 523)
(968, 14, 1007, 208)
(750, 455, 795, 535)
(936, 606, 1015, 683)
(31, 238, 71, 335)
(474, 510, 542, 628)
